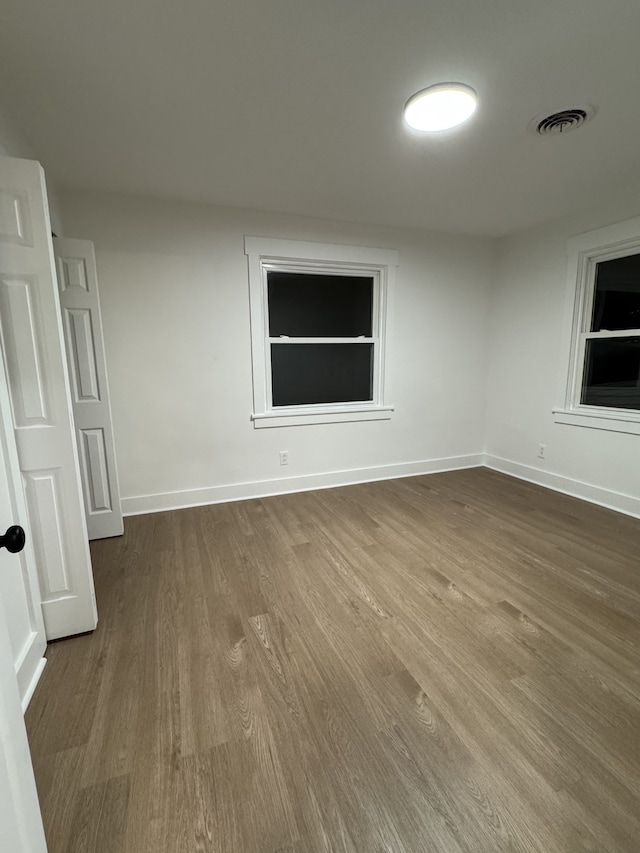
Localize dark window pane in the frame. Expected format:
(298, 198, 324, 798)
(271, 343, 373, 406)
(592, 254, 640, 331)
(581, 337, 640, 409)
(268, 272, 373, 337)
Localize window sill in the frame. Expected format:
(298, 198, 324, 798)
(552, 407, 640, 435)
(251, 405, 394, 429)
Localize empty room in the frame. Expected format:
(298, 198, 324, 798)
(0, 1, 639, 851)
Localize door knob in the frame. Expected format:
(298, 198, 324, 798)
(0, 525, 26, 554)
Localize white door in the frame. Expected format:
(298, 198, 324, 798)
(54, 238, 123, 540)
(0, 156, 97, 640)
(0, 337, 46, 707)
(0, 405, 47, 852)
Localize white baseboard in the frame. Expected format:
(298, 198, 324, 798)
(122, 453, 485, 516)
(15, 629, 47, 711)
(484, 454, 640, 519)
(20, 657, 46, 712)
(122, 452, 640, 520)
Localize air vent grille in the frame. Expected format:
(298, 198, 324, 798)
(531, 106, 596, 136)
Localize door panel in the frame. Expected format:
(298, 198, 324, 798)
(0, 156, 97, 640)
(0, 311, 46, 708)
(79, 428, 113, 513)
(0, 277, 50, 424)
(0, 188, 32, 246)
(65, 308, 100, 400)
(54, 238, 123, 540)
(23, 470, 71, 597)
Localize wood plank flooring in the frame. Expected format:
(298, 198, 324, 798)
(25, 468, 640, 852)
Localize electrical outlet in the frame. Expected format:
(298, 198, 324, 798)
(279, 450, 289, 466)
(537, 443, 546, 459)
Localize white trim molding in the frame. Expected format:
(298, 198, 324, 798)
(122, 453, 484, 516)
(552, 407, 640, 435)
(555, 216, 640, 433)
(122, 455, 639, 521)
(484, 454, 640, 519)
(20, 658, 46, 712)
(15, 631, 47, 711)
(252, 404, 394, 428)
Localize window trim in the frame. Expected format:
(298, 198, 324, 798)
(553, 216, 640, 435)
(245, 237, 397, 428)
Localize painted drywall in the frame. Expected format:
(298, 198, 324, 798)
(485, 190, 640, 513)
(0, 102, 34, 160)
(0, 102, 64, 235)
(59, 190, 493, 512)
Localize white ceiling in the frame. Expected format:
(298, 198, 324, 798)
(2, 0, 640, 237)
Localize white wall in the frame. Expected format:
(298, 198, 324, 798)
(59, 190, 493, 513)
(0, 98, 45, 164)
(0, 101, 64, 235)
(485, 191, 640, 516)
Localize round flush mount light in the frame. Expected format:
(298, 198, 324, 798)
(403, 83, 478, 132)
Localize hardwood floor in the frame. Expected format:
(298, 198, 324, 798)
(25, 468, 640, 852)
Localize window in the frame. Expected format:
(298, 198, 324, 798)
(554, 217, 640, 435)
(245, 237, 397, 427)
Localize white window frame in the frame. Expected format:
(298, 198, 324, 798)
(554, 216, 640, 435)
(245, 236, 397, 428)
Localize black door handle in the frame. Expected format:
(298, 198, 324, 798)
(0, 525, 26, 554)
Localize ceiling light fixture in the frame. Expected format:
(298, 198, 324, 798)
(403, 83, 478, 132)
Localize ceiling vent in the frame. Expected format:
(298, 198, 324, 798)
(530, 106, 596, 136)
